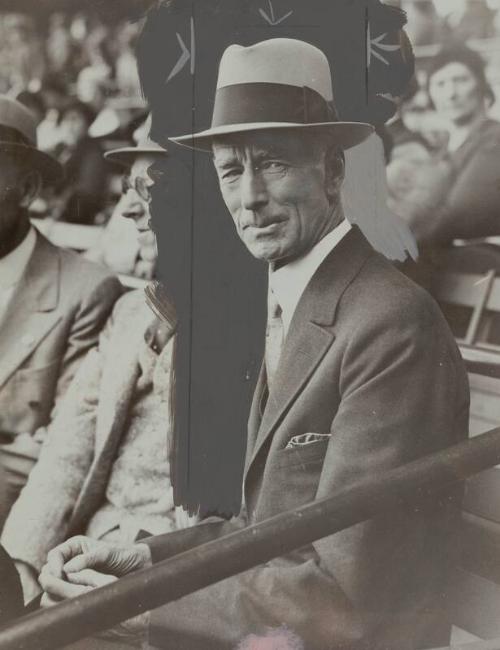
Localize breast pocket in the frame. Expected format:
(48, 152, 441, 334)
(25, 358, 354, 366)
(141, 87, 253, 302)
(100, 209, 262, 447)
(257, 439, 330, 520)
(9, 360, 61, 432)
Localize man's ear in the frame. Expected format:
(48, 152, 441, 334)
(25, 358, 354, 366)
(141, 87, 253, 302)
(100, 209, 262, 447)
(324, 147, 345, 203)
(19, 170, 42, 208)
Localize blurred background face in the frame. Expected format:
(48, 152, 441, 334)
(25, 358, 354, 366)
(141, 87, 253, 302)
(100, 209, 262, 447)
(60, 108, 89, 146)
(429, 62, 484, 125)
(120, 154, 157, 268)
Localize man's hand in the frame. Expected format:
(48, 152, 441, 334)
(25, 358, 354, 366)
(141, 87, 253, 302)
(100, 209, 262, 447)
(43, 536, 152, 579)
(39, 537, 152, 635)
(39, 567, 117, 608)
(39, 536, 152, 605)
(0, 433, 42, 489)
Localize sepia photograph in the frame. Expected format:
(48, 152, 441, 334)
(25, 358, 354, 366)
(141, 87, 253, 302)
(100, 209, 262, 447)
(0, 1, 499, 648)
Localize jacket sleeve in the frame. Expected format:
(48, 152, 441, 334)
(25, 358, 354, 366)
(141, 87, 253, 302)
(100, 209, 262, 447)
(145, 293, 468, 650)
(0, 312, 114, 572)
(34, 272, 122, 445)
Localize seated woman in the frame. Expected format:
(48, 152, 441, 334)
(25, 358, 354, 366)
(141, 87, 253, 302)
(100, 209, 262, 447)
(396, 45, 500, 247)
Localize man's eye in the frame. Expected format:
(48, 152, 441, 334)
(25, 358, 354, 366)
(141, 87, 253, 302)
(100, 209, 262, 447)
(261, 161, 287, 173)
(221, 168, 242, 181)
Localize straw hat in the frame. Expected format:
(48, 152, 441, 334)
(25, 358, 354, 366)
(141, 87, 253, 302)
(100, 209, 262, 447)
(170, 38, 374, 152)
(0, 95, 62, 185)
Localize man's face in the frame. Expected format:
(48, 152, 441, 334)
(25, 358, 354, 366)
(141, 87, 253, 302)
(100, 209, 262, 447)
(120, 155, 157, 266)
(429, 62, 483, 125)
(213, 130, 341, 265)
(0, 152, 28, 244)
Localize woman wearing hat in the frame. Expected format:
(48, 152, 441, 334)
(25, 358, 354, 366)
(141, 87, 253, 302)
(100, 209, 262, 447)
(405, 45, 500, 247)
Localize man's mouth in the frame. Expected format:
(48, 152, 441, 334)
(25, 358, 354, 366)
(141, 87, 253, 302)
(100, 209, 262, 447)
(243, 219, 285, 233)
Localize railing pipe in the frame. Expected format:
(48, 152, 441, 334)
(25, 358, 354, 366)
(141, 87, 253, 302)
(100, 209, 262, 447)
(1, 427, 500, 650)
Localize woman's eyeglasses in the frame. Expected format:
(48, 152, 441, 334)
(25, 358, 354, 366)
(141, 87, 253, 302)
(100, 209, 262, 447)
(121, 176, 152, 202)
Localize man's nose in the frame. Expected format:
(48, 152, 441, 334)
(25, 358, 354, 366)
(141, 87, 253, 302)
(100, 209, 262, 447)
(240, 168, 268, 212)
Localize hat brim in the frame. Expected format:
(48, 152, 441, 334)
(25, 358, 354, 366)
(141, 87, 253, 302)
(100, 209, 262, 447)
(104, 146, 168, 167)
(0, 142, 63, 186)
(169, 121, 374, 152)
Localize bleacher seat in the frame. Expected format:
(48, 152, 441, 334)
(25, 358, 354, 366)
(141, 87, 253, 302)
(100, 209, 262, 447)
(434, 267, 500, 642)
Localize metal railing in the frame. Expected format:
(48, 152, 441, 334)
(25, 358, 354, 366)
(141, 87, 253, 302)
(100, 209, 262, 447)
(1, 427, 500, 649)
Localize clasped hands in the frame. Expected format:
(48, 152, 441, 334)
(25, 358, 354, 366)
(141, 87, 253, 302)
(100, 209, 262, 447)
(39, 536, 152, 635)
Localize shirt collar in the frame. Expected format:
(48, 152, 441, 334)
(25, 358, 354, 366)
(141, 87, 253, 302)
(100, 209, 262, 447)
(0, 226, 36, 291)
(269, 219, 351, 337)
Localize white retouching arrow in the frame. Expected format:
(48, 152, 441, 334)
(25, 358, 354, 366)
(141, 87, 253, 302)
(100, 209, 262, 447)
(259, 0, 293, 25)
(166, 16, 195, 83)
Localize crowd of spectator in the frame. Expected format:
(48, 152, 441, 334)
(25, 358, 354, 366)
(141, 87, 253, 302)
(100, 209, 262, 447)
(2, 3, 500, 303)
(0, 11, 147, 228)
(383, 0, 500, 304)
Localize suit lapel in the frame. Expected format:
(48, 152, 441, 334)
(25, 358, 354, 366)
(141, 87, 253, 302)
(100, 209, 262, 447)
(69, 303, 176, 535)
(246, 227, 373, 475)
(0, 232, 61, 389)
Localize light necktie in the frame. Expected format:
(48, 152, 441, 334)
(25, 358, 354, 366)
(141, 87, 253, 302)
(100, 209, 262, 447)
(265, 287, 284, 390)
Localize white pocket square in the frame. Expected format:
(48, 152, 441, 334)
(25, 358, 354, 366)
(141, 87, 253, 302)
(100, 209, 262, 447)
(286, 432, 332, 449)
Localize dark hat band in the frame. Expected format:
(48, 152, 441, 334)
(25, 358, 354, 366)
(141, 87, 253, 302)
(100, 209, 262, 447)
(0, 125, 33, 147)
(211, 82, 338, 129)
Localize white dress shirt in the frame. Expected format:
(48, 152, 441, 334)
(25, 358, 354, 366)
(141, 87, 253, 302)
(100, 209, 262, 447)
(269, 219, 351, 337)
(0, 227, 36, 322)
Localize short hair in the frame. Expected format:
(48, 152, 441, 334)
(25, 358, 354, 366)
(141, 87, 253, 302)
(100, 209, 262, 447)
(427, 45, 495, 106)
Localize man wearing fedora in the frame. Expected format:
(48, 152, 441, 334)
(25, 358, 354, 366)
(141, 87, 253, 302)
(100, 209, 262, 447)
(0, 96, 122, 513)
(40, 40, 469, 650)
(2, 125, 197, 606)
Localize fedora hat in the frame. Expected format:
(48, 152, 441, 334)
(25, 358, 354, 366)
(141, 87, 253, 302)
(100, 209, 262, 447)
(170, 38, 374, 152)
(0, 95, 62, 185)
(105, 115, 167, 166)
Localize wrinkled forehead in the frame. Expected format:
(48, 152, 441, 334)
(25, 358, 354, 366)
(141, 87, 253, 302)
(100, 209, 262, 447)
(212, 129, 321, 165)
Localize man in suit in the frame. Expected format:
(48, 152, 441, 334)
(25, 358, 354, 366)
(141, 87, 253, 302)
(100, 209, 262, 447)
(40, 39, 469, 650)
(2, 131, 196, 606)
(0, 96, 122, 512)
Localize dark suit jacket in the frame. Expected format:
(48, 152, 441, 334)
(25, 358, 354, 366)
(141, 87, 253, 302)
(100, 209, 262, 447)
(145, 228, 469, 650)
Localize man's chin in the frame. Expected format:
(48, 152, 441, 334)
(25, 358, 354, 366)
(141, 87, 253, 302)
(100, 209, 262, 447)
(244, 244, 286, 264)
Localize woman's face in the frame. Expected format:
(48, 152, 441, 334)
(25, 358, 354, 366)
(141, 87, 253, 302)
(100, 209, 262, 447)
(429, 62, 484, 125)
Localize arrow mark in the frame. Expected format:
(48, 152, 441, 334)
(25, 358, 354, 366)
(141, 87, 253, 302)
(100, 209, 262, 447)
(166, 16, 195, 83)
(259, 0, 293, 25)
